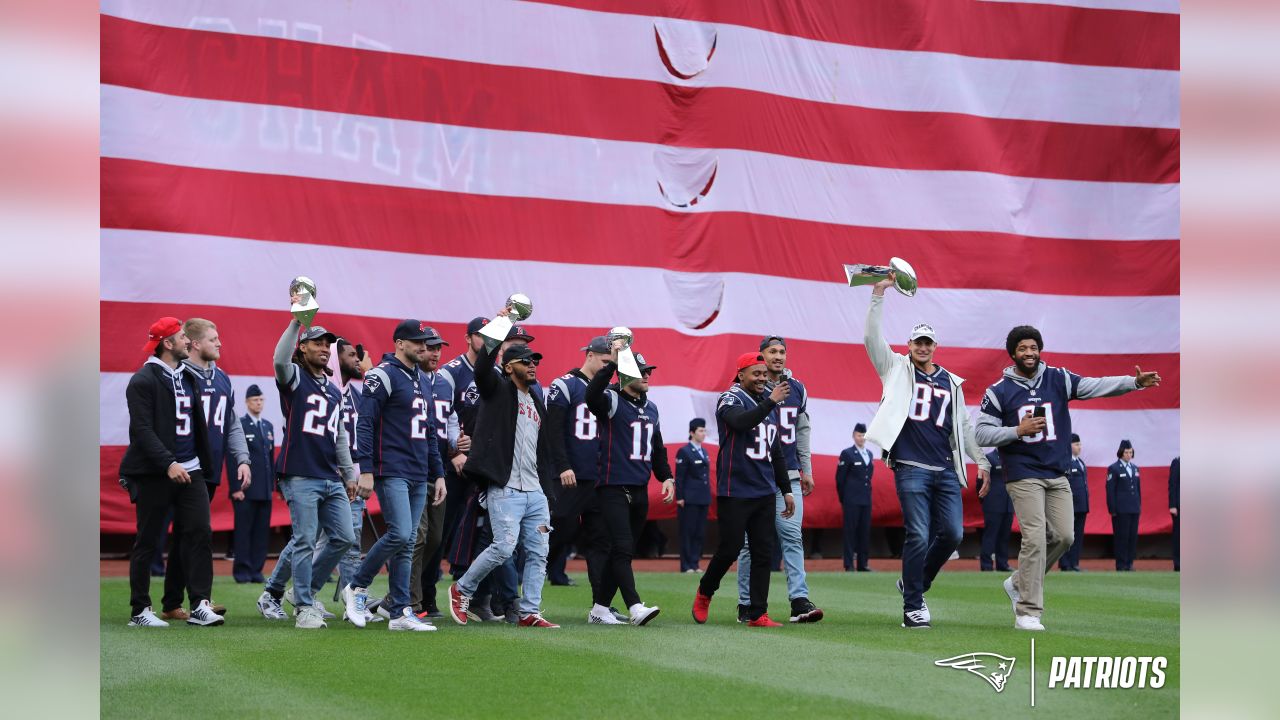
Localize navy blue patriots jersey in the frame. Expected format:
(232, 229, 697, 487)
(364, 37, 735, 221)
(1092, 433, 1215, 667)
(420, 368, 454, 469)
(341, 380, 374, 456)
(889, 366, 955, 469)
(441, 354, 480, 436)
(981, 365, 1081, 482)
(185, 362, 236, 485)
(276, 364, 344, 481)
(715, 384, 784, 498)
(357, 354, 441, 480)
(172, 369, 199, 465)
(547, 372, 601, 481)
(597, 388, 662, 486)
(767, 375, 808, 472)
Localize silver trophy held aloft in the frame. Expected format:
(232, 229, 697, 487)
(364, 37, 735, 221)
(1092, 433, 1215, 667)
(844, 257, 918, 297)
(608, 326, 643, 388)
(480, 293, 534, 352)
(289, 276, 320, 327)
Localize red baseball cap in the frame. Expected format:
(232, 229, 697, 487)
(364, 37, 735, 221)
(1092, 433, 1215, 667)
(735, 351, 765, 373)
(143, 317, 183, 354)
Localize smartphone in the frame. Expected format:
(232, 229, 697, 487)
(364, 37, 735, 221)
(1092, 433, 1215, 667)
(1033, 406, 1047, 418)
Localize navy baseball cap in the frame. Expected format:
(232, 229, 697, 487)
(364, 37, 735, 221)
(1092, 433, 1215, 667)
(299, 326, 338, 344)
(502, 344, 543, 366)
(466, 316, 489, 335)
(507, 325, 534, 342)
(581, 335, 611, 354)
(393, 319, 432, 342)
(419, 325, 449, 347)
(245, 384, 263, 399)
(760, 335, 787, 351)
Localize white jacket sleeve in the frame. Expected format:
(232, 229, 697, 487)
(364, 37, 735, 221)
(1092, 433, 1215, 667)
(863, 294, 899, 379)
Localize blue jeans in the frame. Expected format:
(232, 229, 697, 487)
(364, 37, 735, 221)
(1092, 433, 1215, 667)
(267, 496, 366, 598)
(353, 477, 428, 617)
(894, 466, 963, 612)
(457, 487, 550, 616)
(276, 476, 355, 607)
(738, 477, 809, 605)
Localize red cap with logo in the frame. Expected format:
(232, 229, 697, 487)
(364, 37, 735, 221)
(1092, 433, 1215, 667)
(734, 351, 765, 373)
(143, 317, 183, 354)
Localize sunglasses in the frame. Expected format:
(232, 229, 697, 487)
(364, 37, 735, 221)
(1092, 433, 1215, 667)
(511, 358, 540, 367)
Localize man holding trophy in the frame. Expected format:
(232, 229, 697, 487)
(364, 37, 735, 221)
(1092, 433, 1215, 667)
(449, 300, 560, 628)
(267, 278, 360, 630)
(856, 262, 991, 630)
(583, 340, 674, 627)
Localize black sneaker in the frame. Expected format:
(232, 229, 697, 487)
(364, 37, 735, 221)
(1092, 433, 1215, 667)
(901, 609, 930, 629)
(737, 604, 749, 624)
(789, 597, 824, 623)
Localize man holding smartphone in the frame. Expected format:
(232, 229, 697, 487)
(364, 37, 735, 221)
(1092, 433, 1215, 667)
(975, 326, 1160, 630)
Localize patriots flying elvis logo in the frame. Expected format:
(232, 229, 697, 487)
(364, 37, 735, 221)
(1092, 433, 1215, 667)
(934, 652, 1017, 693)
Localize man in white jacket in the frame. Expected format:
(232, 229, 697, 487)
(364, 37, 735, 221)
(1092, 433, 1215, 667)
(863, 275, 990, 629)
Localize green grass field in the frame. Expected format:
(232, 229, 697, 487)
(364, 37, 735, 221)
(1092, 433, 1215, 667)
(101, 571, 1178, 719)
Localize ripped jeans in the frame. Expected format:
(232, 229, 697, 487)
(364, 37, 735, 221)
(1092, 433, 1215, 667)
(455, 486, 551, 616)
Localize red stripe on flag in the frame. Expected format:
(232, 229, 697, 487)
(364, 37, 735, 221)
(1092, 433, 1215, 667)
(101, 15, 1179, 184)
(531, 0, 1180, 70)
(102, 158, 1180, 298)
(100, 301, 1181, 410)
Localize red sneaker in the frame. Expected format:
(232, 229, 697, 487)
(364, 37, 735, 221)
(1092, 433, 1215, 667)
(747, 613, 783, 628)
(518, 613, 559, 628)
(692, 591, 712, 624)
(448, 583, 470, 626)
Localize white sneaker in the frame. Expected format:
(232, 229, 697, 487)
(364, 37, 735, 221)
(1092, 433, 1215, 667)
(896, 578, 930, 623)
(365, 610, 384, 624)
(1003, 575, 1021, 617)
(588, 604, 625, 625)
(389, 607, 437, 632)
(187, 600, 225, 627)
(283, 587, 298, 615)
(1015, 614, 1045, 631)
(342, 584, 367, 629)
(129, 607, 169, 628)
(296, 606, 327, 629)
(377, 604, 392, 620)
(313, 598, 336, 620)
(628, 603, 661, 627)
(257, 591, 288, 621)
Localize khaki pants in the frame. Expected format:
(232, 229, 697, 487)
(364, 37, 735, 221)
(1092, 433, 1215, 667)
(1006, 476, 1075, 618)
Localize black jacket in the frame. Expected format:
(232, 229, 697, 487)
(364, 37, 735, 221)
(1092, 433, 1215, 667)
(461, 344, 554, 491)
(119, 361, 212, 479)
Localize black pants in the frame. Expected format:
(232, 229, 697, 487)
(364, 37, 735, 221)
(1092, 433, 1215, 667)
(585, 485, 647, 608)
(232, 497, 272, 581)
(1059, 512, 1087, 570)
(1112, 512, 1139, 570)
(677, 503, 709, 571)
(547, 481, 594, 581)
(129, 471, 213, 615)
(1171, 512, 1179, 571)
(162, 481, 217, 610)
(979, 509, 1013, 571)
(841, 502, 871, 571)
(699, 495, 776, 621)
(440, 471, 470, 575)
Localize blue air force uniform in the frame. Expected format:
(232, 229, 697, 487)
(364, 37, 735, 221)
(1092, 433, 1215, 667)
(980, 450, 1014, 572)
(675, 421, 713, 572)
(1169, 456, 1179, 571)
(835, 437, 873, 571)
(1106, 439, 1142, 571)
(232, 385, 274, 582)
(1059, 441, 1089, 571)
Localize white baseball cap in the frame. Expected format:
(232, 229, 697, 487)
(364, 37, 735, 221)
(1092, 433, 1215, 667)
(909, 323, 937, 343)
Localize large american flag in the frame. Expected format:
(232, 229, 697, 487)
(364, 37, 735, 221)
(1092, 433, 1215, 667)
(99, 0, 1179, 535)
